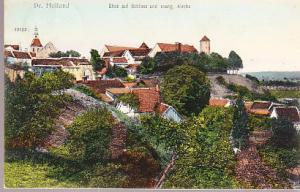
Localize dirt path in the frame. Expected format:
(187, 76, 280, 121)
(235, 144, 289, 188)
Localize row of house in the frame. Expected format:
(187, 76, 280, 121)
(99, 36, 211, 72)
(79, 78, 182, 122)
(209, 97, 300, 131)
(4, 28, 95, 82)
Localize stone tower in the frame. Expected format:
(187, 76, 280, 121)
(30, 26, 43, 54)
(200, 35, 210, 54)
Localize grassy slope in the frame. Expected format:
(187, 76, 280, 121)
(269, 90, 300, 98)
(5, 161, 77, 188)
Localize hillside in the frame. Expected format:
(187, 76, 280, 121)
(208, 74, 263, 98)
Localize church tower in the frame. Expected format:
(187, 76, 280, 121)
(200, 35, 210, 54)
(30, 26, 43, 54)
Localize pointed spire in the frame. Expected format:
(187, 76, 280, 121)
(34, 26, 39, 38)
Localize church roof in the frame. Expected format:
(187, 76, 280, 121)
(31, 38, 43, 47)
(105, 45, 137, 52)
(157, 43, 198, 53)
(200, 35, 210, 41)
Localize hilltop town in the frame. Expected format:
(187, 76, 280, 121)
(4, 28, 300, 189)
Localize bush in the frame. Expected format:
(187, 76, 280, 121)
(216, 76, 227, 85)
(67, 108, 116, 163)
(245, 74, 260, 84)
(118, 94, 139, 109)
(5, 70, 74, 149)
(270, 118, 298, 149)
(248, 114, 272, 131)
(73, 84, 98, 99)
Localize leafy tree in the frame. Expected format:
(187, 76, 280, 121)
(228, 51, 243, 73)
(140, 57, 158, 74)
(5, 70, 74, 149)
(209, 52, 229, 73)
(270, 118, 298, 149)
(73, 84, 98, 99)
(67, 108, 115, 163)
(49, 50, 81, 58)
(163, 107, 238, 188)
(161, 64, 210, 117)
(90, 49, 105, 71)
(118, 94, 139, 109)
(113, 66, 127, 77)
(232, 97, 249, 149)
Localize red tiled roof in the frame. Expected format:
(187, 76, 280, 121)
(12, 51, 31, 59)
(32, 58, 90, 67)
(249, 109, 271, 116)
(251, 101, 272, 110)
(139, 78, 159, 88)
(157, 43, 197, 53)
(105, 45, 137, 52)
(103, 50, 125, 57)
(82, 79, 125, 94)
(274, 107, 300, 122)
(139, 42, 150, 49)
(122, 82, 138, 88)
(4, 50, 14, 57)
(129, 48, 150, 57)
(5, 44, 20, 50)
(209, 98, 230, 107)
(125, 64, 140, 70)
(30, 52, 36, 57)
(113, 57, 127, 63)
(157, 102, 170, 114)
(201, 35, 210, 41)
(31, 38, 43, 47)
(132, 89, 161, 113)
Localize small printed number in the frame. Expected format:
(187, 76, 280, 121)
(14, 27, 28, 32)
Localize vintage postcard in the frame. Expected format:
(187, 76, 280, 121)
(3, 0, 300, 189)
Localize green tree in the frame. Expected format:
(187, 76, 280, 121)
(113, 66, 127, 77)
(67, 108, 115, 163)
(163, 107, 238, 188)
(49, 50, 81, 58)
(232, 97, 249, 149)
(270, 118, 298, 149)
(228, 51, 243, 74)
(90, 49, 105, 71)
(140, 57, 158, 74)
(5, 70, 74, 149)
(161, 64, 210, 116)
(118, 94, 139, 109)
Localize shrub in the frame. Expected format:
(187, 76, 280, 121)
(5, 70, 74, 149)
(216, 76, 227, 86)
(73, 84, 98, 99)
(67, 108, 116, 163)
(118, 93, 139, 109)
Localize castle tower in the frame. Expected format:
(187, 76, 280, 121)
(30, 26, 43, 54)
(200, 35, 210, 54)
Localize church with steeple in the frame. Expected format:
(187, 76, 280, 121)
(30, 27, 57, 58)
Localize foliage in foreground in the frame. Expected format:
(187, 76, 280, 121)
(118, 93, 140, 109)
(5, 70, 74, 149)
(67, 108, 116, 163)
(232, 98, 249, 149)
(72, 84, 98, 99)
(163, 107, 239, 188)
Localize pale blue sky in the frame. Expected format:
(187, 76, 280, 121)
(4, 0, 300, 72)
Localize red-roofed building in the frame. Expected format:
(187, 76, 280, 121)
(209, 97, 232, 107)
(148, 42, 198, 57)
(4, 44, 20, 51)
(4, 50, 35, 65)
(109, 87, 182, 122)
(31, 57, 95, 81)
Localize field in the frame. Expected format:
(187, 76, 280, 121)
(269, 90, 300, 98)
(4, 161, 77, 188)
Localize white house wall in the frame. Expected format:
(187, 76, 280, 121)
(148, 44, 161, 57)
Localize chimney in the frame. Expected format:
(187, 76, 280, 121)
(155, 84, 160, 92)
(175, 42, 182, 53)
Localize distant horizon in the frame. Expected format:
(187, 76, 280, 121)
(4, 0, 300, 72)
